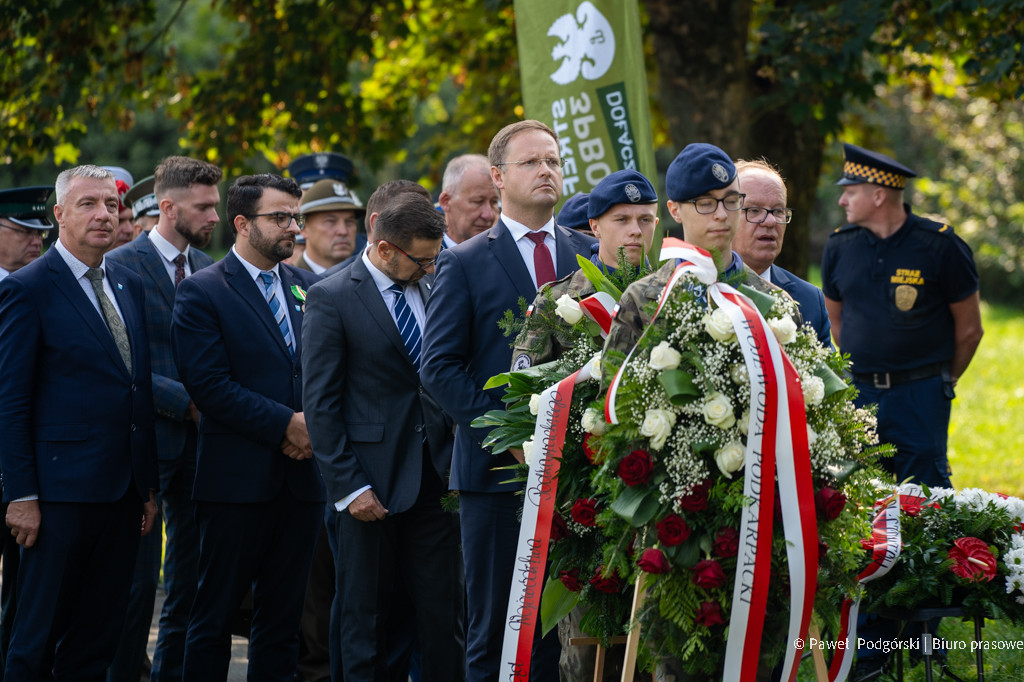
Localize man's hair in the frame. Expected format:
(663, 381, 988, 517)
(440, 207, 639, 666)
(366, 179, 431, 218)
(488, 120, 558, 166)
(55, 165, 112, 205)
(154, 156, 223, 198)
(374, 193, 445, 248)
(735, 157, 788, 204)
(225, 174, 301, 225)
(442, 154, 490, 196)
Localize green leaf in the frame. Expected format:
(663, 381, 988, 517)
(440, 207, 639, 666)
(482, 373, 512, 391)
(540, 577, 580, 637)
(813, 361, 849, 398)
(576, 255, 624, 300)
(736, 284, 776, 318)
(658, 369, 699, 405)
(610, 485, 660, 527)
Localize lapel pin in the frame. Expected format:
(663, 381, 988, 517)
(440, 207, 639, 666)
(117, 283, 124, 290)
(295, 304, 301, 312)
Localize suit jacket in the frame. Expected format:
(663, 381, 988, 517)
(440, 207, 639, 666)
(170, 249, 324, 503)
(106, 231, 215, 461)
(770, 264, 833, 347)
(420, 220, 596, 493)
(0, 247, 157, 502)
(302, 257, 452, 514)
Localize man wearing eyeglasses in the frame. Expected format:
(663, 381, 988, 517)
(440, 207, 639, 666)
(421, 120, 596, 682)
(733, 159, 832, 346)
(170, 174, 324, 682)
(303, 193, 463, 681)
(604, 143, 802, 362)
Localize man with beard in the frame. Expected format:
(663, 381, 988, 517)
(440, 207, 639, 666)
(171, 174, 323, 681)
(106, 155, 222, 682)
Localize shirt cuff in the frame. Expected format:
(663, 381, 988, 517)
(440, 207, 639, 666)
(12, 495, 38, 502)
(335, 485, 372, 512)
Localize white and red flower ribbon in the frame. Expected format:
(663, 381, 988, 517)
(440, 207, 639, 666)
(579, 291, 617, 338)
(827, 484, 923, 681)
(499, 360, 598, 681)
(605, 238, 818, 682)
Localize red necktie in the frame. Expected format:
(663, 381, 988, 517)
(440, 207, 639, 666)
(525, 231, 556, 287)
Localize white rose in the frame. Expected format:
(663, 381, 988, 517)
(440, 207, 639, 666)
(586, 352, 603, 380)
(649, 341, 682, 371)
(715, 441, 745, 478)
(554, 294, 584, 324)
(529, 393, 541, 415)
(738, 409, 750, 435)
(581, 407, 607, 435)
(639, 408, 676, 450)
(802, 375, 825, 407)
(730, 362, 748, 385)
(807, 425, 818, 447)
(522, 437, 535, 466)
(768, 316, 798, 345)
(704, 307, 736, 343)
(702, 392, 736, 429)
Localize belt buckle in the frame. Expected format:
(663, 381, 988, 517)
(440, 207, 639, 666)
(873, 372, 891, 390)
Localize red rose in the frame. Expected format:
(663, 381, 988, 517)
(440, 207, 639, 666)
(860, 537, 874, 552)
(590, 567, 624, 593)
(948, 537, 998, 582)
(679, 479, 712, 512)
(637, 548, 671, 574)
(617, 449, 652, 486)
(694, 600, 725, 627)
(582, 433, 597, 464)
(815, 486, 847, 521)
(656, 514, 691, 547)
(901, 500, 923, 517)
(713, 527, 740, 558)
(559, 568, 582, 592)
(550, 512, 570, 543)
(571, 498, 598, 527)
(692, 559, 726, 589)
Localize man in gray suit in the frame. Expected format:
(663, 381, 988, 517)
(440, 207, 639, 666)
(105, 155, 222, 682)
(303, 193, 463, 681)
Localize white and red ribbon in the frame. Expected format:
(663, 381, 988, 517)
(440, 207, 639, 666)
(579, 291, 617, 338)
(499, 361, 599, 681)
(605, 238, 817, 682)
(827, 484, 923, 680)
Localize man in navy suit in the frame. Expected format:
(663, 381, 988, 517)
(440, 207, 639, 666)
(106, 155, 223, 682)
(171, 173, 324, 682)
(733, 159, 833, 346)
(421, 120, 596, 682)
(0, 165, 159, 680)
(304, 193, 463, 681)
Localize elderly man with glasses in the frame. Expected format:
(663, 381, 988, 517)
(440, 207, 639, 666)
(0, 186, 52, 282)
(733, 159, 832, 347)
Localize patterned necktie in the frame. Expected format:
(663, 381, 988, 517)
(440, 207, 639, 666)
(388, 283, 422, 370)
(84, 267, 132, 373)
(525, 231, 556, 287)
(259, 271, 294, 357)
(173, 254, 187, 286)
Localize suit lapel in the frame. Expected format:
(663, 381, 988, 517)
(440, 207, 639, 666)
(351, 259, 412, 365)
(224, 251, 292, 358)
(553, 224, 586, 278)
(135, 234, 176, 308)
(278, 265, 307, 359)
(489, 221, 536, 297)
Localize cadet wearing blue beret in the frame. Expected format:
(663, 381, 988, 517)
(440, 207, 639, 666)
(556, 192, 590, 232)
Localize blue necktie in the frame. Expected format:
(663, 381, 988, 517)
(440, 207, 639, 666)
(259, 271, 294, 357)
(389, 284, 422, 370)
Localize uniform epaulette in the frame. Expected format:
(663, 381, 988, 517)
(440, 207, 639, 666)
(916, 217, 956, 235)
(828, 224, 860, 237)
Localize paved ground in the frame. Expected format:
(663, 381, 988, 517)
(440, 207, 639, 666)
(147, 587, 249, 681)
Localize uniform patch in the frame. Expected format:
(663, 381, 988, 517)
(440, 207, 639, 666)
(711, 163, 729, 183)
(894, 284, 918, 311)
(624, 184, 641, 202)
(512, 353, 532, 370)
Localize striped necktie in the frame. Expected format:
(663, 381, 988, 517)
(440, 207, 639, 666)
(259, 271, 294, 357)
(388, 283, 422, 370)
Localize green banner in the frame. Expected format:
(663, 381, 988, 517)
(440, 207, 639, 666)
(514, 0, 656, 204)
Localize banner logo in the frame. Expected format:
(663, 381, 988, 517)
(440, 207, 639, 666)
(548, 1, 616, 85)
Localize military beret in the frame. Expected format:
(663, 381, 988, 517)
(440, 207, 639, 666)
(102, 166, 134, 212)
(588, 169, 657, 219)
(126, 175, 159, 220)
(665, 143, 736, 202)
(300, 179, 366, 217)
(0, 186, 53, 230)
(557, 192, 590, 230)
(288, 152, 355, 189)
(836, 143, 916, 190)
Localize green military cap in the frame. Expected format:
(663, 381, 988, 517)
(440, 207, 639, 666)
(0, 186, 53, 230)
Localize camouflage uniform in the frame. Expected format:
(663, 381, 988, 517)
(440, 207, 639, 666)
(603, 260, 803, 382)
(510, 268, 599, 370)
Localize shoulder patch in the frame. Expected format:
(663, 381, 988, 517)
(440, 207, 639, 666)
(512, 353, 532, 371)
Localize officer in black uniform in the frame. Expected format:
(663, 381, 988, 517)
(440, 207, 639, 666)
(821, 143, 983, 490)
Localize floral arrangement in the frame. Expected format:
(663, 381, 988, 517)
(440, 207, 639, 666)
(581, 269, 888, 676)
(862, 485, 1024, 624)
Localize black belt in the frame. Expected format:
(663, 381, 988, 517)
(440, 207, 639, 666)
(852, 362, 945, 390)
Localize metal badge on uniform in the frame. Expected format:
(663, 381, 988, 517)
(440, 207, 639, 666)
(895, 284, 918, 311)
(512, 353, 532, 370)
(711, 163, 729, 183)
(624, 184, 641, 202)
